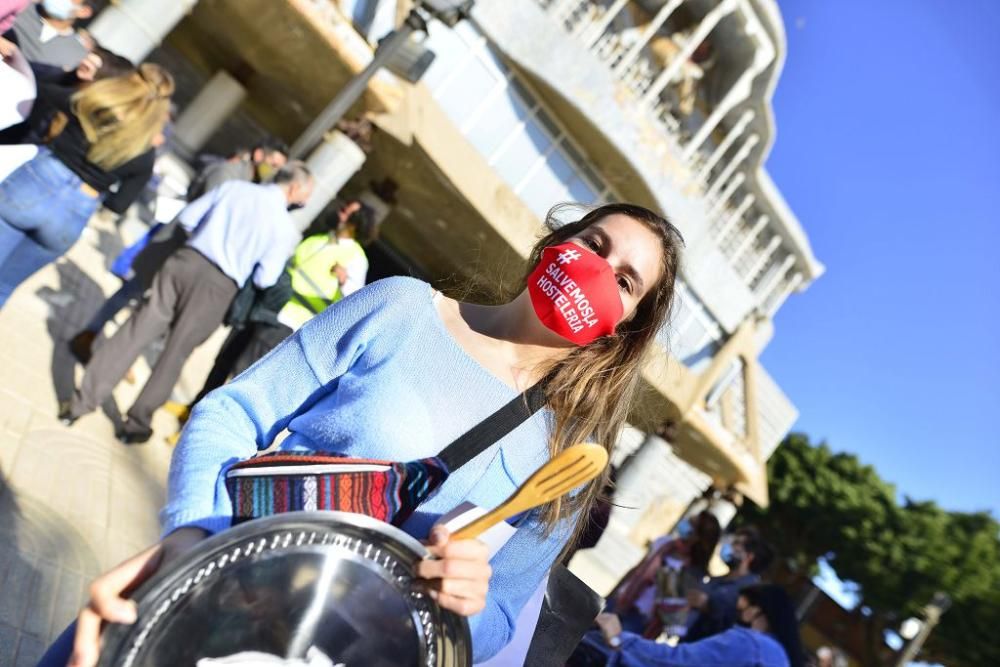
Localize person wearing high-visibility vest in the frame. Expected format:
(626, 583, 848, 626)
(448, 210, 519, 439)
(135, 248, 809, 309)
(276, 199, 370, 332)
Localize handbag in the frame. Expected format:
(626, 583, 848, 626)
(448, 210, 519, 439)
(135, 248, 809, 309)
(225, 385, 546, 528)
(111, 222, 164, 280)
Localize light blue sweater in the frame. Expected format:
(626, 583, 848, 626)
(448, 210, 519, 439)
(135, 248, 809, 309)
(162, 276, 574, 661)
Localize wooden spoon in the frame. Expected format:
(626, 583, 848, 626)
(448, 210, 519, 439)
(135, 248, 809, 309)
(451, 443, 609, 541)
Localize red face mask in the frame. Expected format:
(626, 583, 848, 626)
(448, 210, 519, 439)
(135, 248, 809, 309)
(528, 241, 624, 346)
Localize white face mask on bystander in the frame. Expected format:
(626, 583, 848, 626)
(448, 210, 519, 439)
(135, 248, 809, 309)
(42, 0, 78, 21)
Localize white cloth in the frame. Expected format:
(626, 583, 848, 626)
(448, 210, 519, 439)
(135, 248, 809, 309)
(0, 48, 36, 131)
(196, 647, 342, 667)
(38, 20, 72, 43)
(335, 237, 368, 298)
(475, 573, 548, 667)
(0, 144, 38, 183)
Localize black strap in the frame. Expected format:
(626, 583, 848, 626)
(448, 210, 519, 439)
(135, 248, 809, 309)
(437, 384, 546, 472)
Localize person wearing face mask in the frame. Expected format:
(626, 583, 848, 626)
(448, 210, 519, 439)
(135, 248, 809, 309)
(275, 198, 373, 329)
(0, 1, 34, 139)
(58, 162, 312, 444)
(577, 583, 804, 667)
(683, 525, 775, 643)
(185, 139, 289, 202)
(38, 203, 686, 667)
(608, 511, 721, 637)
(66, 138, 290, 364)
(7, 0, 91, 70)
(0, 45, 134, 146)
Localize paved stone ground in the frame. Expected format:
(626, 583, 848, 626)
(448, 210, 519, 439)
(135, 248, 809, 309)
(0, 211, 228, 666)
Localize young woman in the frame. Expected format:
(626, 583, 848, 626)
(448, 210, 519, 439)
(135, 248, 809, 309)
(0, 62, 173, 307)
(45, 203, 684, 666)
(581, 583, 805, 667)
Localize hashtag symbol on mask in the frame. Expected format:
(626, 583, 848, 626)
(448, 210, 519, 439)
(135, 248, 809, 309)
(557, 249, 582, 265)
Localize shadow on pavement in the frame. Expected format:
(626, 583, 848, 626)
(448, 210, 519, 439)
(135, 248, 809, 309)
(0, 466, 45, 666)
(92, 225, 125, 275)
(36, 260, 124, 430)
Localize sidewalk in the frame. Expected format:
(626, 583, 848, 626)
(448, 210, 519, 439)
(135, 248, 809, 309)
(0, 211, 228, 666)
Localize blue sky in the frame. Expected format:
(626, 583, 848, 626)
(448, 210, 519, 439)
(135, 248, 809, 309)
(761, 0, 1000, 516)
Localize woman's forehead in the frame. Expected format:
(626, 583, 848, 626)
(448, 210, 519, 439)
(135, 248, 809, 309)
(588, 215, 663, 286)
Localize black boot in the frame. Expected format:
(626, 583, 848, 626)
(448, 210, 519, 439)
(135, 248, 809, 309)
(69, 330, 97, 364)
(57, 401, 77, 426)
(116, 420, 153, 444)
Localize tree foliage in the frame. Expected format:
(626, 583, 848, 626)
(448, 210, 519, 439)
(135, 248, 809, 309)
(741, 433, 1000, 666)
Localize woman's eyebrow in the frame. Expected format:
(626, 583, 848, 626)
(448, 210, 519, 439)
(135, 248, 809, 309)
(592, 227, 645, 292)
(587, 225, 646, 292)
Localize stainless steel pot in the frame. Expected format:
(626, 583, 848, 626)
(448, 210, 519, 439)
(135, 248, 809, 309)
(98, 512, 472, 667)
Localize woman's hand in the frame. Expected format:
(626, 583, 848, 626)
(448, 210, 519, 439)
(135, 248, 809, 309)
(685, 587, 709, 611)
(416, 526, 492, 617)
(595, 613, 624, 647)
(69, 527, 208, 667)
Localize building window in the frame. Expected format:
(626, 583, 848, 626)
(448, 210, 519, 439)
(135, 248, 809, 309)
(423, 18, 609, 217)
(660, 280, 725, 373)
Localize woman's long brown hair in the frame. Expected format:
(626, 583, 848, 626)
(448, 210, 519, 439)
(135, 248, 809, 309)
(525, 203, 684, 537)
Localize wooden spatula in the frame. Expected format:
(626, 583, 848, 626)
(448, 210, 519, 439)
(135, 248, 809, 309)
(451, 443, 608, 541)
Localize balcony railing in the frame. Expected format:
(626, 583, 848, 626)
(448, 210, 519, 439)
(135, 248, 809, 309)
(534, 0, 802, 314)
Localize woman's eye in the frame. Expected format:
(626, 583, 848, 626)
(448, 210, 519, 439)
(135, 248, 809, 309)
(582, 237, 600, 251)
(617, 275, 633, 294)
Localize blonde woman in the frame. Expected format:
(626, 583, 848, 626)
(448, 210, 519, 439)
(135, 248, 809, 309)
(0, 62, 173, 308)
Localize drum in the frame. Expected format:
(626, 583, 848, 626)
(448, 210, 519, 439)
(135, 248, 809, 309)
(98, 512, 472, 667)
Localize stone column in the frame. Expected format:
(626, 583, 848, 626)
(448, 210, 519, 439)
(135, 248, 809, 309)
(641, 0, 738, 104)
(172, 70, 247, 155)
(727, 213, 769, 260)
(290, 131, 368, 232)
(88, 0, 198, 64)
(580, 0, 631, 47)
(705, 134, 759, 202)
(713, 193, 755, 243)
(695, 109, 754, 184)
(707, 171, 745, 218)
(682, 19, 776, 158)
(742, 234, 782, 283)
(550, 0, 587, 28)
(756, 253, 795, 296)
(613, 0, 684, 73)
(764, 271, 802, 317)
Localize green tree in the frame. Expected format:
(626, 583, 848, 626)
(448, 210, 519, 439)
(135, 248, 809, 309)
(741, 433, 1000, 666)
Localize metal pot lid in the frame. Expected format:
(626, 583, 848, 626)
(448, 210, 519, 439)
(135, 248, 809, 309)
(98, 512, 472, 667)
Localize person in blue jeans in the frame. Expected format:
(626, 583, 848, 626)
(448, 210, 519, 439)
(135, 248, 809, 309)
(575, 583, 805, 667)
(0, 63, 172, 308)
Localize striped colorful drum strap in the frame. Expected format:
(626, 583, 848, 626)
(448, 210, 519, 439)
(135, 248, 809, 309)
(224, 384, 545, 527)
(225, 454, 450, 527)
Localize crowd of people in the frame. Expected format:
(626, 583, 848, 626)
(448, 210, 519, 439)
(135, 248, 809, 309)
(1, 1, 378, 445)
(2, 2, 832, 666)
(569, 517, 806, 667)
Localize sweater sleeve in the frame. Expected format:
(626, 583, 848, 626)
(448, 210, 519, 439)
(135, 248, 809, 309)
(159, 277, 426, 536)
(469, 515, 575, 662)
(103, 149, 155, 214)
(609, 627, 759, 667)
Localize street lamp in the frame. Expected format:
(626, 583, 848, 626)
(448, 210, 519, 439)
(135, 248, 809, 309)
(895, 592, 951, 666)
(289, 0, 474, 159)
